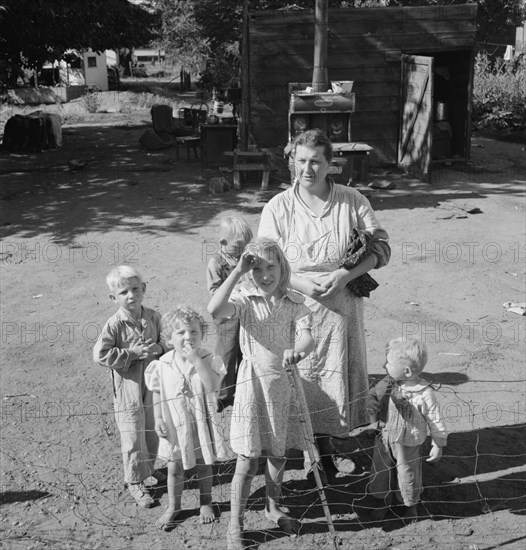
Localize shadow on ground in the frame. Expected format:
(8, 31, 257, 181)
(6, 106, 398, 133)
(1, 128, 524, 243)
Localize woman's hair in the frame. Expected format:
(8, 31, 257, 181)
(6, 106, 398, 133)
(386, 337, 428, 374)
(106, 265, 143, 291)
(220, 216, 253, 244)
(292, 128, 333, 162)
(160, 306, 206, 342)
(245, 238, 291, 294)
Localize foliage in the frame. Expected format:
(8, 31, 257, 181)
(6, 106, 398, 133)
(0, 0, 158, 87)
(151, 0, 210, 76)
(81, 89, 103, 113)
(472, 52, 526, 131)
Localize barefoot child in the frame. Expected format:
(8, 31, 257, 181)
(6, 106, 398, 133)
(145, 307, 226, 530)
(93, 266, 166, 508)
(206, 216, 253, 412)
(366, 338, 448, 523)
(208, 238, 315, 549)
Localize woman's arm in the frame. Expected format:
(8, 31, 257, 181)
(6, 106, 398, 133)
(318, 254, 378, 299)
(356, 193, 391, 268)
(289, 273, 325, 298)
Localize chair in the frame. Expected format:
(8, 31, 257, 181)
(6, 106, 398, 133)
(150, 104, 178, 141)
(174, 104, 208, 162)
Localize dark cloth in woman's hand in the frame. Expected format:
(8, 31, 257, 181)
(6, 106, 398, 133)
(340, 229, 380, 298)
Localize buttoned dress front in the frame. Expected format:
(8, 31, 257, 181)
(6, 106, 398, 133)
(259, 183, 390, 435)
(229, 289, 312, 458)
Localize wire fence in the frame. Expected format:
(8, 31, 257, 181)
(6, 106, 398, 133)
(2, 372, 525, 548)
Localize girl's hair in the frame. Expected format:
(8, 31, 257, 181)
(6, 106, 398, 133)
(106, 265, 143, 291)
(386, 337, 428, 374)
(245, 238, 291, 294)
(292, 128, 333, 162)
(161, 306, 206, 342)
(220, 216, 253, 245)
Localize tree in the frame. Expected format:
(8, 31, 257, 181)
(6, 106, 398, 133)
(0, 0, 158, 87)
(151, 0, 210, 76)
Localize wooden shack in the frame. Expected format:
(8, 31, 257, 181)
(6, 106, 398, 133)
(248, 4, 478, 180)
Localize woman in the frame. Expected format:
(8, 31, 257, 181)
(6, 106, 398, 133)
(258, 129, 390, 478)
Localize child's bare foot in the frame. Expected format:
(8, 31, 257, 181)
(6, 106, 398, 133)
(156, 508, 181, 531)
(200, 504, 216, 524)
(226, 523, 244, 550)
(264, 506, 300, 535)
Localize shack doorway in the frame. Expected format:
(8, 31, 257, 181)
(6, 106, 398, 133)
(398, 49, 474, 181)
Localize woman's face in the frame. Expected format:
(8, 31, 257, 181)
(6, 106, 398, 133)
(294, 144, 330, 191)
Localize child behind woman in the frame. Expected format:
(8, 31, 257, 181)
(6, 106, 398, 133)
(208, 238, 315, 550)
(206, 216, 253, 412)
(145, 307, 226, 530)
(366, 337, 448, 523)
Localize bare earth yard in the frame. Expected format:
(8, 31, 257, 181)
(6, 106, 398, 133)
(0, 108, 525, 550)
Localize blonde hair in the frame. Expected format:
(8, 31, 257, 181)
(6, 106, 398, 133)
(160, 306, 206, 342)
(245, 238, 291, 294)
(220, 216, 253, 245)
(386, 337, 428, 375)
(106, 265, 143, 292)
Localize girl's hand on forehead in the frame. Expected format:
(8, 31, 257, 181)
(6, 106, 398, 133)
(238, 251, 259, 274)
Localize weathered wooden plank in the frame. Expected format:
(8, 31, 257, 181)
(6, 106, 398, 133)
(251, 32, 477, 56)
(251, 4, 477, 26)
(251, 21, 476, 41)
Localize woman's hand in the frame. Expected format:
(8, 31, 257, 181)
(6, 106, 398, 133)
(292, 275, 325, 298)
(318, 268, 352, 298)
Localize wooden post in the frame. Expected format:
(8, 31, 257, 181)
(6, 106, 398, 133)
(312, 0, 329, 92)
(240, 0, 251, 151)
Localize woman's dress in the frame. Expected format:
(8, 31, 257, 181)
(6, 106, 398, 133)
(259, 183, 390, 435)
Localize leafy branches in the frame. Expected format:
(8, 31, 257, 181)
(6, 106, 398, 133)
(0, 0, 158, 86)
(152, 0, 210, 75)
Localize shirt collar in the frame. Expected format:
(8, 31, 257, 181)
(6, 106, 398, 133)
(292, 179, 335, 218)
(395, 377, 431, 392)
(115, 306, 154, 324)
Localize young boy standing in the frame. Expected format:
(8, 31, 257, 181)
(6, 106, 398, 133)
(206, 217, 253, 411)
(366, 337, 448, 523)
(93, 266, 166, 507)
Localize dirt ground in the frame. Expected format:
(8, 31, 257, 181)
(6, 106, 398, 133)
(0, 111, 525, 550)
